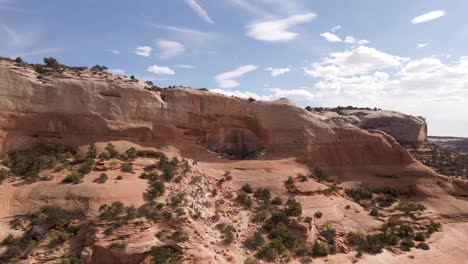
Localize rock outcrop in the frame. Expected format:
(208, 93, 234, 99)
(0, 60, 413, 168)
(314, 109, 428, 145)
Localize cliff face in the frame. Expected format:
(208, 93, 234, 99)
(315, 109, 428, 145)
(0, 60, 413, 168)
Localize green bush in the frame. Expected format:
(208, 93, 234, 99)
(0, 168, 8, 184)
(121, 162, 133, 173)
(414, 232, 426, 242)
(96, 173, 108, 184)
(99, 201, 125, 221)
(236, 191, 254, 209)
(222, 225, 236, 245)
(43, 57, 61, 69)
(253, 188, 271, 208)
(170, 193, 186, 207)
(285, 198, 302, 217)
(399, 225, 414, 238)
(105, 143, 119, 158)
(312, 242, 329, 257)
(147, 180, 165, 200)
(427, 221, 442, 235)
(150, 246, 183, 264)
(257, 238, 287, 262)
(417, 242, 430, 250)
(125, 147, 138, 161)
(271, 197, 282, 205)
(314, 211, 323, 219)
(244, 232, 265, 250)
(345, 188, 373, 203)
(400, 238, 415, 251)
(370, 208, 379, 217)
(241, 183, 253, 193)
(304, 216, 313, 224)
(116, 175, 123, 180)
(62, 171, 83, 184)
(86, 144, 97, 159)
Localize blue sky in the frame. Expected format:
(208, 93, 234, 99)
(1, 0, 468, 136)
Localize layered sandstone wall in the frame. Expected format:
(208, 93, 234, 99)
(0, 60, 413, 167)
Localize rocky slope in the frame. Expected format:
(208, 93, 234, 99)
(311, 108, 428, 145)
(0, 60, 467, 264)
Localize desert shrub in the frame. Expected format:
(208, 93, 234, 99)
(263, 211, 288, 231)
(254, 188, 271, 208)
(298, 175, 308, 182)
(43, 57, 61, 69)
(253, 209, 270, 223)
(96, 173, 108, 184)
(116, 175, 123, 180)
(417, 242, 430, 250)
(314, 211, 323, 219)
(427, 221, 442, 235)
(397, 201, 426, 213)
(87, 144, 97, 159)
(345, 188, 373, 203)
(400, 238, 415, 251)
(138, 201, 164, 221)
(244, 232, 265, 250)
(147, 180, 165, 200)
(121, 162, 133, 173)
(0, 168, 8, 184)
(370, 208, 379, 217)
(150, 246, 183, 264)
(237, 191, 254, 209)
(313, 167, 332, 182)
(369, 188, 399, 207)
(312, 242, 329, 257)
(285, 198, 302, 217)
(268, 228, 298, 249)
(414, 232, 426, 242)
(170, 229, 189, 243)
(257, 238, 287, 262)
(48, 231, 71, 248)
(14, 57, 23, 64)
(98, 152, 110, 160)
(221, 225, 236, 245)
(271, 197, 282, 206)
(91, 65, 107, 71)
(62, 171, 83, 184)
(398, 225, 414, 238)
(125, 147, 137, 161)
(244, 257, 259, 264)
(304, 216, 313, 224)
(78, 159, 94, 175)
(105, 143, 119, 158)
(241, 183, 253, 193)
(170, 193, 186, 207)
(285, 176, 294, 186)
(99, 201, 126, 221)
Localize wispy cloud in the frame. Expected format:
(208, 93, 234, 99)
(12, 47, 64, 58)
(110, 49, 120, 55)
(174, 64, 195, 69)
(227, 0, 272, 18)
(331, 25, 341, 32)
(320, 32, 342, 42)
(1, 24, 37, 47)
(156, 39, 185, 59)
(150, 23, 216, 43)
(185, 0, 214, 24)
(417, 43, 429, 48)
(411, 10, 446, 24)
(148, 65, 175, 75)
(344, 36, 370, 45)
(246, 13, 316, 42)
(135, 46, 152, 57)
(215, 65, 258, 88)
(266, 67, 291, 76)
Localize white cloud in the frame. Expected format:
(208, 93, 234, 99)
(331, 25, 341, 32)
(185, 0, 214, 24)
(344, 36, 356, 44)
(246, 13, 316, 42)
(147, 65, 175, 75)
(210, 89, 272, 101)
(1, 24, 37, 47)
(151, 24, 215, 40)
(108, 69, 125, 75)
(135, 46, 152, 57)
(358, 39, 370, 45)
(320, 32, 342, 42)
(417, 43, 429, 48)
(214, 65, 258, 88)
(174, 64, 195, 69)
(110, 49, 120, 55)
(411, 10, 446, 24)
(270, 88, 315, 100)
(304, 46, 407, 77)
(266, 67, 291, 76)
(156, 39, 185, 59)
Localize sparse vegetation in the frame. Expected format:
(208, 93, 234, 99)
(150, 246, 183, 264)
(96, 173, 108, 184)
(62, 171, 83, 184)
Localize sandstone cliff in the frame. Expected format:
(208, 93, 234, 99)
(314, 109, 428, 145)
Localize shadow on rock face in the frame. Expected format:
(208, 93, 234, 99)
(203, 128, 266, 160)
